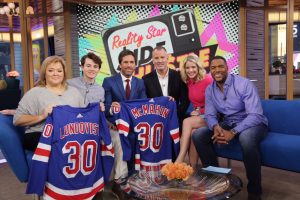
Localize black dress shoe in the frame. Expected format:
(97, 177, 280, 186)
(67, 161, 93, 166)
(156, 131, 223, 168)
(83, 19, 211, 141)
(248, 193, 262, 200)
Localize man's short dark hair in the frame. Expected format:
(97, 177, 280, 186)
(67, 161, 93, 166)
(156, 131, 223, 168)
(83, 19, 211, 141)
(80, 52, 102, 68)
(118, 49, 136, 64)
(152, 45, 167, 53)
(209, 55, 227, 67)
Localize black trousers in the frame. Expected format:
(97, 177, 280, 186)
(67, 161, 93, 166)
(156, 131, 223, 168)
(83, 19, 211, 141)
(23, 132, 42, 151)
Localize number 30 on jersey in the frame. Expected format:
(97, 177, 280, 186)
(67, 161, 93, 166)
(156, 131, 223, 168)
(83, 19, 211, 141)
(135, 122, 164, 152)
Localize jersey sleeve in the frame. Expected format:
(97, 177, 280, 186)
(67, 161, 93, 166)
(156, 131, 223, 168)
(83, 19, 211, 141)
(113, 104, 132, 161)
(168, 100, 180, 157)
(26, 115, 53, 195)
(98, 111, 114, 183)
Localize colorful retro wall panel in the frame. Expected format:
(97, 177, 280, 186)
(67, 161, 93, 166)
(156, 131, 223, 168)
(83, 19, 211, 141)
(77, 1, 239, 82)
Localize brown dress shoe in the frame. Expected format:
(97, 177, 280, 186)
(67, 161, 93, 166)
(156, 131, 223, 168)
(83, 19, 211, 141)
(112, 182, 128, 200)
(92, 191, 103, 200)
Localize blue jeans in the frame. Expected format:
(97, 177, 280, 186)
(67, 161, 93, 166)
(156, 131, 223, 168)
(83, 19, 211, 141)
(192, 124, 268, 195)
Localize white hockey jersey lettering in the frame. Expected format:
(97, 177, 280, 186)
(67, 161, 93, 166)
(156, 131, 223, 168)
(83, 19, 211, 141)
(114, 96, 180, 171)
(130, 104, 170, 119)
(26, 103, 114, 200)
(60, 122, 99, 139)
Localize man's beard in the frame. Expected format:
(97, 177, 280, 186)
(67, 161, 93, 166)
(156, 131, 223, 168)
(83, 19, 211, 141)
(216, 78, 226, 84)
(214, 74, 227, 85)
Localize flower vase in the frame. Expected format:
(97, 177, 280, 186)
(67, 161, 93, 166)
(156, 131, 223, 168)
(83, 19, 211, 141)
(163, 179, 191, 200)
(170, 179, 184, 188)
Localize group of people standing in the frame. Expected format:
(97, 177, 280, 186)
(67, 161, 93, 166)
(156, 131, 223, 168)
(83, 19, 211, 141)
(1, 45, 267, 200)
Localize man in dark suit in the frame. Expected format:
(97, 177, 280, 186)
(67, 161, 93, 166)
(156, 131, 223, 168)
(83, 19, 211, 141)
(142, 46, 190, 129)
(102, 49, 146, 198)
(103, 50, 147, 123)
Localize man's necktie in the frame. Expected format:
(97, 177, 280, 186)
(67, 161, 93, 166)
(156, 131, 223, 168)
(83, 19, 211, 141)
(125, 79, 131, 100)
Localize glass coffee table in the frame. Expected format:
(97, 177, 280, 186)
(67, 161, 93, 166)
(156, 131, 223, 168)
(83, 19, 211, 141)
(126, 168, 242, 200)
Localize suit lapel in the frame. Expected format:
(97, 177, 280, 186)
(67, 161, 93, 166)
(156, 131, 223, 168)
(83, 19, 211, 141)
(167, 69, 174, 96)
(130, 77, 137, 99)
(153, 72, 163, 96)
(115, 73, 126, 100)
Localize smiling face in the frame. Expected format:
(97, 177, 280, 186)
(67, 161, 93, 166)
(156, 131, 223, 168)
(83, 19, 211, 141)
(210, 58, 228, 85)
(45, 62, 65, 87)
(82, 57, 100, 82)
(152, 49, 168, 74)
(185, 60, 199, 80)
(119, 54, 136, 78)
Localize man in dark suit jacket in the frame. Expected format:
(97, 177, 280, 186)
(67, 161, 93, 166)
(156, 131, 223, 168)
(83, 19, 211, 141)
(103, 50, 147, 123)
(142, 46, 190, 129)
(102, 50, 146, 198)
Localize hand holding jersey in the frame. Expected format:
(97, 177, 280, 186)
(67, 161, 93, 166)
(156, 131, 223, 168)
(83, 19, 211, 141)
(99, 102, 105, 112)
(26, 103, 114, 200)
(41, 103, 56, 120)
(113, 96, 180, 171)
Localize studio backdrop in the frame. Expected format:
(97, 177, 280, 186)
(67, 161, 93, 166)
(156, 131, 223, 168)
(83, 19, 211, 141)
(77, 1, 239, 83)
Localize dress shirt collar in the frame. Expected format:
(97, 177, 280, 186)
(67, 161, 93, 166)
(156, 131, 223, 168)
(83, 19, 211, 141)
(156, 68, 169, 96)
(214, 73, 233, 91)
(224, 73, 233, 87)
(79, 76, 96, 86)
(120, 73, 132, 82)
(156, 68, 169, 79)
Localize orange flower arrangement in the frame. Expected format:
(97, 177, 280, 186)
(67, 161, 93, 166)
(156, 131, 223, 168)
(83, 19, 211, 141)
(161, 162, 193, 181)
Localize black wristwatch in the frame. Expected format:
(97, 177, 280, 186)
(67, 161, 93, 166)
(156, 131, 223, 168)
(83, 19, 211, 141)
(230, 128, 238, 136)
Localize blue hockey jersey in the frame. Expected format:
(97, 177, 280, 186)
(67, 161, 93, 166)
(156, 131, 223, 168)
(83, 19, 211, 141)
(113, 96, 180, 171)
(26, 103, 114, 200)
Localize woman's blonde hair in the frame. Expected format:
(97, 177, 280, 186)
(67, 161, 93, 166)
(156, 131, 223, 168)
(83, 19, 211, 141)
(37, 56, 67, 87)
(180, 54, 206, 83)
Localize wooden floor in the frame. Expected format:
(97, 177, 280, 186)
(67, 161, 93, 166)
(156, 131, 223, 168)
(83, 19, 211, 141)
(0, 158, 300, 200)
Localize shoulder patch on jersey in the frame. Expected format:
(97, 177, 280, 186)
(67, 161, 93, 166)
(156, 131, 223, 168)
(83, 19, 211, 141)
(42, 124, 53, 138)
(113, 106, 120, 114)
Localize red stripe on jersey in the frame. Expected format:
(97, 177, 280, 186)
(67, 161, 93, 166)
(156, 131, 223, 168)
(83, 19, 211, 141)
(35, 148, 50, 157)
(117, 123, 129, 133)
(101, 145, 114, 154)
(45, 182, 104, 200)
(135, 158, 141, 165)
(171, 131, 180, 141)
(140, 163, 165, 171)
(121, 185, 131, 193)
